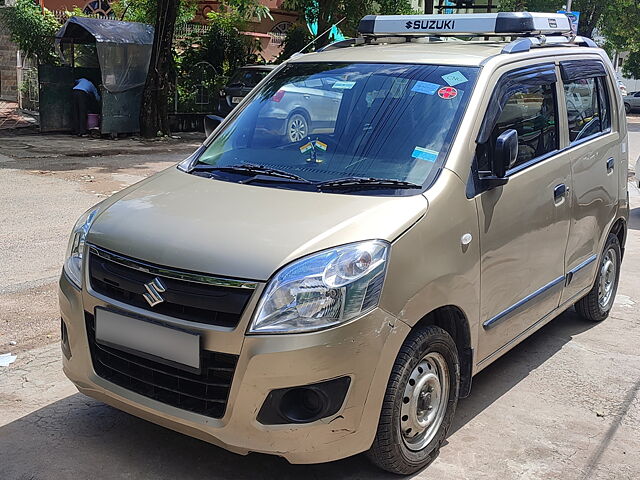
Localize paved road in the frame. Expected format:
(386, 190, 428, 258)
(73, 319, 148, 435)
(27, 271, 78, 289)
(1, 133, 639, 479)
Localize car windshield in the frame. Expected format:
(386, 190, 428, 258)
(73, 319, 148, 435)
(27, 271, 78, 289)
(196, 62, 478, 193)
(228, 68, 271, 88)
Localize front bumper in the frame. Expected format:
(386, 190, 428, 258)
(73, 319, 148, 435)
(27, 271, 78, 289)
(59, 271, 408, 464)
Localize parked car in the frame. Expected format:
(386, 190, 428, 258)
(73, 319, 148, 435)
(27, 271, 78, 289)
(623, 91, 640, 113)
(618, 80, 628, 97)
(217, 65, 276, 116)
(60, 12, 628, 476)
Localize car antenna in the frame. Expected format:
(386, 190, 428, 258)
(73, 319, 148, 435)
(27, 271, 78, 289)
(294, 17, 347, 57)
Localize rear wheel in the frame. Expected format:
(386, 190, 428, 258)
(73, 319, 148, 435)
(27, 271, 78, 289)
(575, 234, 621, 322)
(625, 103, 631, 114)
(286, 112, 309, 142)
(367, 325, 459, 475)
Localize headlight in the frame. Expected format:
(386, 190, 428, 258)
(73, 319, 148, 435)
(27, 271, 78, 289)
(63, 206, 100, 288)
(249, 240, 389, 334)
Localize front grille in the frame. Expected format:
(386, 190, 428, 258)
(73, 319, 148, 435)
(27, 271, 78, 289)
(86, 313, 237, 418)
(88, 246, 254, 328)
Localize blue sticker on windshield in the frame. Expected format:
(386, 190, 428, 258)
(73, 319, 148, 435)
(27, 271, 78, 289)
(412, 146, 439, 162)
(411, 81, 439, 95)
(332, 81, 356, 90)
(441, 71, 468, 86)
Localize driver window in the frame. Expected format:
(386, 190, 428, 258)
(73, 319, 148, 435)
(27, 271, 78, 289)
(564, 76, 610, 143)
(489, 83, 558, 170)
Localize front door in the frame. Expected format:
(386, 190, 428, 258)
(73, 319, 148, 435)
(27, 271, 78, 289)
(474, 64, 572, 363)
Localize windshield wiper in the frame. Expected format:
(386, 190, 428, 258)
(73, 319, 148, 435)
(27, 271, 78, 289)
(316, 177, 422, 190)
(192, 163, 313, 184)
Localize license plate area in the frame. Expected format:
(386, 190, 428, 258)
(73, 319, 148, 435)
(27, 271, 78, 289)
(231, 96, 243, 104)
(94, 308, 201, 373)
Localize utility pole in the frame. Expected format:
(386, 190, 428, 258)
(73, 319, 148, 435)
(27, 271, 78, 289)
(565, 1, 572, 12)
(424, 0, 434, 14)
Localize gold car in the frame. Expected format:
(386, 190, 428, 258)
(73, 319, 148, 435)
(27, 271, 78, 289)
(59, 12, 628, 474)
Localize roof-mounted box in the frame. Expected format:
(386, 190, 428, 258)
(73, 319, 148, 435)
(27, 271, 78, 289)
(358, 12, 572, 37)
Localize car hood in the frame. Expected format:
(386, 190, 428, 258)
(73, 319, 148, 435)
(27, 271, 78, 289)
(88, 168, 428, 281)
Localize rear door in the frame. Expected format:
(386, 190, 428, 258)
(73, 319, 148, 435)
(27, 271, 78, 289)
(474, 63, 572, 363)
(559, 59, 620, 303)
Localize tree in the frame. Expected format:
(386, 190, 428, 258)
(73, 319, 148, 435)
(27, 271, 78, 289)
(0, 0, 60, 65)
(283, 0, 415, 49)
(140, 0, 271, 136)
(140, 0, 180, 137)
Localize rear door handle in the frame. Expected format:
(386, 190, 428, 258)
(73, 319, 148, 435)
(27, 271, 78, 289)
(606, 157, 615, 173)
(554, 183, 567, 201)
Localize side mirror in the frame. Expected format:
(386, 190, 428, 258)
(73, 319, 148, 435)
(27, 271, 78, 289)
(204, 114, 224, 137)
(493, 129, 518, 178)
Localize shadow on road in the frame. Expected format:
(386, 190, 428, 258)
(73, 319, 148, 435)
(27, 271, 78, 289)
(0, 309, 599, 480)
(629, 206, 640, 231)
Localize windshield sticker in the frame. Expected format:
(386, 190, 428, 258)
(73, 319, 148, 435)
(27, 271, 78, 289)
(411, 81, 439, 95)
(299, 142, 313, 153)
(441, 71, 468, 86)
(332, 81, 356, 90)
(314, 140, 328, 151)
(412, 146, 439, 162)
(437, 86, 458, 99)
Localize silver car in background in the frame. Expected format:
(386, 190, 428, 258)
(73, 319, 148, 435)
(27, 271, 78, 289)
(257, 77, 343, 142)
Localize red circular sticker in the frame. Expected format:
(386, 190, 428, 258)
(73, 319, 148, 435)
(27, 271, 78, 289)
(438, 86, 458, 99)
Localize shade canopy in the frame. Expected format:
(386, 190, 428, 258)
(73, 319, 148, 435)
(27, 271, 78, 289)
(56, 17, 155, 93)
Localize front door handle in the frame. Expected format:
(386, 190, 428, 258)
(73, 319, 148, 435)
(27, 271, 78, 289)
(554, 183, 567, 201)
(606, 157, 615, 173)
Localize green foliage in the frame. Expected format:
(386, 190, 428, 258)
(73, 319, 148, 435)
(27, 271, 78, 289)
(277, 23, 313, 61)
(175, 10, 262, 112)
(223, 0, 273, 21)
(0, 0, 61, 64)
(622, 50, 640, 79)
(111, 0, 197, 24)
(284, 0, 374, 42)
(376, 0, 418, 15)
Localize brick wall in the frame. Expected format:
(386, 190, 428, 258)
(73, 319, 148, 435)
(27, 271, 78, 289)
(0, 12, 19, 102)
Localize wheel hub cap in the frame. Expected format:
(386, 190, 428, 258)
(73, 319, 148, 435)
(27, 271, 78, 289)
(288, 116, 306, 142)
(400, 352, 450, 451)
(598, 248, 617, 309)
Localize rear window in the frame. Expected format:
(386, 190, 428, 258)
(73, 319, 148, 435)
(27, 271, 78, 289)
(196, 62, 479, 193)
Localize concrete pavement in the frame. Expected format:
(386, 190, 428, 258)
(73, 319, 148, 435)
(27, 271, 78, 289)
(0, 132, 639, 479)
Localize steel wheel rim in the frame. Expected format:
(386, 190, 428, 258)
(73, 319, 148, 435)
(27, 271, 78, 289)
(400, 352, 450, 451)
(288, 114, 307, 142)
(598, 248, 617, 309)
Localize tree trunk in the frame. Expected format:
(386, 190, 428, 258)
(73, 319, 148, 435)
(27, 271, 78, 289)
(140, 0, 179, 138)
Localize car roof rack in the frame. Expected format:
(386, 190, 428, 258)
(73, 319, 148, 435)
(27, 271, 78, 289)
(358, 12, 572, 37)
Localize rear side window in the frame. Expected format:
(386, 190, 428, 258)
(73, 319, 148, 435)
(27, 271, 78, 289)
(490, 84, 558, 168)
(564, 76, 611, 143)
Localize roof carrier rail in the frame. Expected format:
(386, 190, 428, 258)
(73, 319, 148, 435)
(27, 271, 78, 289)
(358, 12, 572, 37)
(501, 35, 597, 53)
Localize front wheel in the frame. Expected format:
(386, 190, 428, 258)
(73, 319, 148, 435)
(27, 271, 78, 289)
(575, 233, 621, 322)
(625, 103, 631, 114)
(367, 325, 459, 475)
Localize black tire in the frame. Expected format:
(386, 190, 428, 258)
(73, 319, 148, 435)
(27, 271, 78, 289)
(575, 233, 621, 322)
(367, 325, 460, 475)
(625, 103, 631, 114)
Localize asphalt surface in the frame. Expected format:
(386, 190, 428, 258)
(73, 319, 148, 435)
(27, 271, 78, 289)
(0, 131, 639, 479)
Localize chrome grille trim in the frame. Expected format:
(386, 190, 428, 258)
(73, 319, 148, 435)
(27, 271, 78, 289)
(88, 245, 258, 290)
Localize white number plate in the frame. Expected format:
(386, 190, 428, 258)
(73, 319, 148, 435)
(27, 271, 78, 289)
(95, 309, 200, 369)
(231, 96, 243, 104)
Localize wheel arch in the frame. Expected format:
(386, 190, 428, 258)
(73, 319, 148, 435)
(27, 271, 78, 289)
(410, 305, 473, 398)
(609, 217, 627, 258)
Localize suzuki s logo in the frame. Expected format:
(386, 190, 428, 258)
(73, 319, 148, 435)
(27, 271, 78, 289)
(143, 277, 166, 307)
